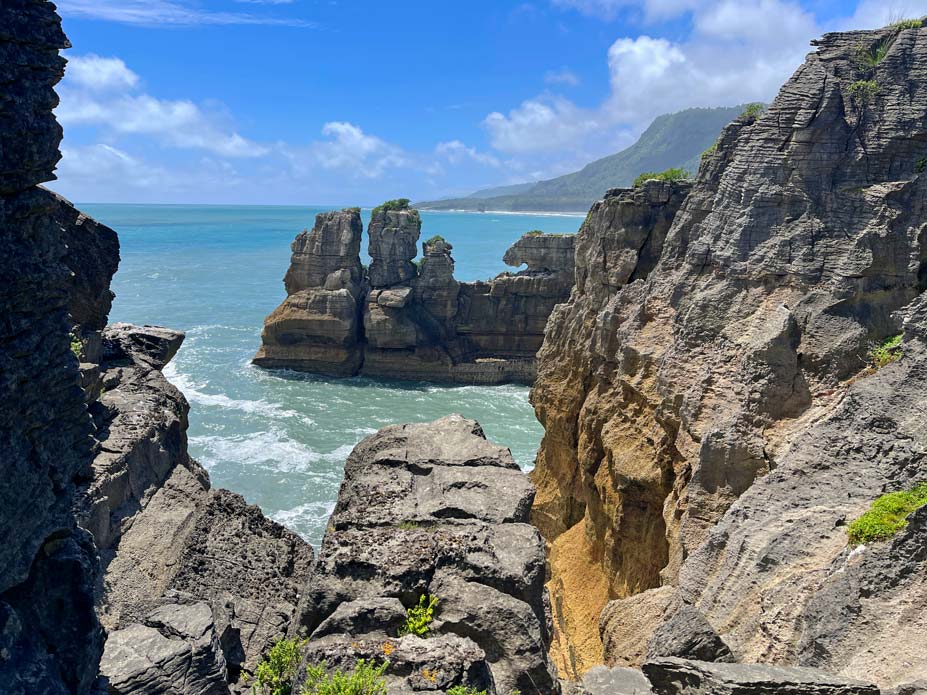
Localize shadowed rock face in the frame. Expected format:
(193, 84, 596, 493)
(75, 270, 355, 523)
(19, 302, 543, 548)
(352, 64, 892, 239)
(530, 22, 927, 685)
(0, 2, 105, 692)
(256, 218, 576, 384)
(292, 416, 560, 695)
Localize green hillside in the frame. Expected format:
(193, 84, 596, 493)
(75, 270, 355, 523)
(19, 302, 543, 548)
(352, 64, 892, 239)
(417, 105, 745, 212)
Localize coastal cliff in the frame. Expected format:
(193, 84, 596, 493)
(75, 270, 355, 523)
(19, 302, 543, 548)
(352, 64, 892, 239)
(529, 19, 927, 690)
(254, 204, 574, 384)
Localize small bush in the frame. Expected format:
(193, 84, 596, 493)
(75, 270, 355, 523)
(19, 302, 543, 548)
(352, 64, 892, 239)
(398, 594, 438, 637)
(740, 102, 766, 121)
(868, 333, 903, 368)
(701, 142, 718, 160)
(251, 637, 307, 695)
(447, 687, 488, 695)
(398, 521, 419, 530)
(632, 167, 691, 188)
(69, 331, 83, 359)
(372, 199, 411, 215)
(848, 79, 879, 105)
(525, 229, 545, 236)
(424, 234, 446, 246)
(302, 660, 388, 695)
(848, 483, 927, 545)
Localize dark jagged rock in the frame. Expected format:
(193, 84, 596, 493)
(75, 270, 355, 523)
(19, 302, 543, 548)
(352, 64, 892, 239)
(529, 19, 927, 687)
(254, 208, 366, 376)
(291, 416, 559, 695)
(256, 220, 575, 384)
(642, 658, 880, 695)
(646, 606, 733, 664)
(0, 2, 104, 692)
(81, 328, 315, 691)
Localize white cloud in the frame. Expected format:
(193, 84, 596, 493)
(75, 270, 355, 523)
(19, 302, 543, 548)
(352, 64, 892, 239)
(836, 0, 927, 30)
(551, 0, 703, 21)
(312, 122, 408, 176)
(66, 55, 139, 91)
(545, 68, 581, 86)
(486, 0, 818, 156)
(435, 141, 501, 167)
(57, 55, 268, 158)
(55, 0, 313, 27)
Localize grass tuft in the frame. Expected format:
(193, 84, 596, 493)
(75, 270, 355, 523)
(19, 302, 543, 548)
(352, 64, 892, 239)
(868, 334, 903, 368)
(302, 659, 388, 695)
(701, 142, 718, 160)
(740, 102, 766, 122)
(398, 594, 438, 637)
(447, 687, 489, 695)
(848, 483, 927, 545)
(854, 40, 891, 69)
(887, 18, 923, 30)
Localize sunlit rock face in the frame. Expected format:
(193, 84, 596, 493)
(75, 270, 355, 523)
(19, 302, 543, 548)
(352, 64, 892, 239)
(529, 22, 927, 687)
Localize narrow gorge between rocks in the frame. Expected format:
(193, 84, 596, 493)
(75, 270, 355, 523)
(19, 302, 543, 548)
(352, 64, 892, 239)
(3, 3, 927, 695)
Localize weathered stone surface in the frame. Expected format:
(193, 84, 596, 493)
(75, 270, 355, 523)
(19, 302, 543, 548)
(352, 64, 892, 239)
(293, 416, 559, 695)
(582, 666, 653, 695)
(367, 207, 421, 288)
(102, 323, 185, 371)
(646, 606, 733, 664)
(0, 3, 104, 692)
(643, 658, 880, 695)
(530, 22, 927, 684)
(256, 215, 574, 383)
(255, 209, 365, 375)
(102, 603, 228, 695)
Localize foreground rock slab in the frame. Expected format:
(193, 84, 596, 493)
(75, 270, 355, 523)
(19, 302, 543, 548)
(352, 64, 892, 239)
(292, 415, 559, 694)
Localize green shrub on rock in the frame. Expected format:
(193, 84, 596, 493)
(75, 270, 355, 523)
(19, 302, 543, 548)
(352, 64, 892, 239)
(69, 331, 83, 359)
(398, 594, 438, 637)
(848, 483, 927, 545)
(632, 167, 690, 188)
(372, 199, 411, 215)
(868, 334, 902, 368)
(447, 686, 488, 695)
(740, 102, 766, 121)
(302, 659, 388, 695)
(251, 637, 308, 695)
(848, 79, 879, 105)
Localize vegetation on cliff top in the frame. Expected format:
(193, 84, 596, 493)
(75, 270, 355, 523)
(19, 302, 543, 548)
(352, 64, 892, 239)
(848, 483, 927, 545)
(632, 167, 690, 188)
(398, 593, 438, 637)
(372, 199, 411, 216)
(740, 102, 766, 122)
(425, 234, 447, 246)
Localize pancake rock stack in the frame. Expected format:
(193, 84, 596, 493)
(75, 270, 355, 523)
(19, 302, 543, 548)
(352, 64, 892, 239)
(254, 202, 575, 384)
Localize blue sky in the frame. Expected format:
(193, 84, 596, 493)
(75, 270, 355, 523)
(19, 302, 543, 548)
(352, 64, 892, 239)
(50, 0, 927, 205)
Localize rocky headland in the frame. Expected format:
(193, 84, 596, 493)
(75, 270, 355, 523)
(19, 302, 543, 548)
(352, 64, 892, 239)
(253, 203, 575, 384)
(3, 2, 927, 695)
(529, 17, 927, 693)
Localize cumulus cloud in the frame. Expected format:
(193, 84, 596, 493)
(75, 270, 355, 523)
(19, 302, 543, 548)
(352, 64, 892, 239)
(486, 0, 819, 156)
(58, 55, 268, 158)
(435, 141, 501, 167)
(551, 0, 703, 21)
(309, 122, 408, 177)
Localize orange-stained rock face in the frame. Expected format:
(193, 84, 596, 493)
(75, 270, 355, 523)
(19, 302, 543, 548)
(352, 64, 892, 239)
(530, 22, 927, 687)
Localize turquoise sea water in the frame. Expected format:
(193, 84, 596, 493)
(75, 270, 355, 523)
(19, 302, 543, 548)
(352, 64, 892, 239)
(82, 204, 582, 547)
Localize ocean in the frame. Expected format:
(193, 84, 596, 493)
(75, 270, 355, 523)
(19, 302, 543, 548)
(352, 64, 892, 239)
(81, 204, 583, 547)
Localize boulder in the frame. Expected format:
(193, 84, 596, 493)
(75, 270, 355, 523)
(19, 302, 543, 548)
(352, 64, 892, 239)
(102, 323, 185, 371)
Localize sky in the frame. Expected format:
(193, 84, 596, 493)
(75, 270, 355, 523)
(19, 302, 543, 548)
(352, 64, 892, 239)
(50, 0, 927, 206)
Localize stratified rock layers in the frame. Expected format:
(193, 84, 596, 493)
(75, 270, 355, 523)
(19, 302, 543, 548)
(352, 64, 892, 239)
(292, 416, 560, 695)
(530, 22, 927, 688)
(0, 2, 104, 692)
(255, 209, 575, 384)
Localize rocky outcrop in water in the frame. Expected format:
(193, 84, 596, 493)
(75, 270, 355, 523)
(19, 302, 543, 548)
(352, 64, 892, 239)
(529, 20, 927, 689)
(290, 415, 560, 694)
(255, 207, 575, 383)
(0, 2, 105, 692)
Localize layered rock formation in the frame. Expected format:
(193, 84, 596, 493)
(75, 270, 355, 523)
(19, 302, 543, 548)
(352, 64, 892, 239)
(255, 207, 575, 384)
(291, 415, 560, 695)
(0, 2, 104, 692)
(529, 19, 927, 690)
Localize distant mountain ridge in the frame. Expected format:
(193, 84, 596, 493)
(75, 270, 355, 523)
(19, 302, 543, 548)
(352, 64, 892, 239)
(417, 105, 747, 212)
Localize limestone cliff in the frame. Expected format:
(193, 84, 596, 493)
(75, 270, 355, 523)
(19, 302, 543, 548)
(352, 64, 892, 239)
(0, 2, 104, 692)
(530, 21, 927, 688)
(254, 207, 575, 384)
(291, 415, 560, 695)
